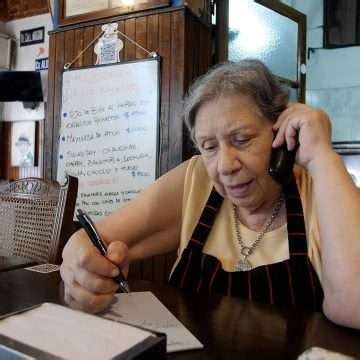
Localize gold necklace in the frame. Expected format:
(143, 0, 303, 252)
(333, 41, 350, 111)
(233, 194, 284, 272)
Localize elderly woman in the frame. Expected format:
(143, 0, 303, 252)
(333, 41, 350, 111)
(60, 60, 360, 329)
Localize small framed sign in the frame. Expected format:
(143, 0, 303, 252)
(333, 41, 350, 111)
(35, 57, 49, 71)
(20, 27, 45, 47)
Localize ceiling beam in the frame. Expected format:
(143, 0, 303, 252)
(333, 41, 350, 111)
(0, 0, 8, 21)
(5, 0, 48, 21)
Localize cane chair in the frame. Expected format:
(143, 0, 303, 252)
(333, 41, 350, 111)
(0, 175, 78, 264)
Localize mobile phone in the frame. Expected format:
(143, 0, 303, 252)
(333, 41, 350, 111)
(268, 142, 297, 185)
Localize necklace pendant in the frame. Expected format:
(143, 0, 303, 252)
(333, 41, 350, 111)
(235, 258, 252, 272)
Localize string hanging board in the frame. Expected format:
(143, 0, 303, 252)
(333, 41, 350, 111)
(57, 58, 160, 221)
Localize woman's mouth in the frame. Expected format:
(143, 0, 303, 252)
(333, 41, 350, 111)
(226, 180, 253, 198)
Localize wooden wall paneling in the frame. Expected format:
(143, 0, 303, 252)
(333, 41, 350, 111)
(158, 12, 171, 177)
(192, 20, 200, 86)
(73, 28, 85, 68)
(117, 20, 125, 62)
(182, 12, 194, 162)
(5, 123, 14, 180)
(156, 13, 171, 284)
(1, 123, 16, 180)
(138, 14, 161, 283)
(64, 30, 75, 67)
(83, 26, 95, 66)
(135, 17, 147, 59)
(184, 13, 194, 91)
(147, 13, 167, 284)
(135, 15, 152, 281)
(125, 16, 141, 281)
(6, 122, 17, 180)
(44, 35, 56, 179)
(51, 32, 65, 179)
(147, 14, 159, 54)
(198, 23, 206, 74)
(215, 0, 228, 63)
(164, 10, 185, 277)
(93, 25, 103, 65)
(187, 14, 211, 86)
(168, 11, 185, 171)
(158, 12, 173, 282)
(124, 18, 136, 61)
(200, 22, 211, 74)
(46, 8, 212, 284)
(183, 14, 212, 162)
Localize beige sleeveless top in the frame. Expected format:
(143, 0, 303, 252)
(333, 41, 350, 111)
(171, 156, 322, 284)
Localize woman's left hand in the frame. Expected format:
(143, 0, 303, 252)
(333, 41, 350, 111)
(272, 103, 333, 171)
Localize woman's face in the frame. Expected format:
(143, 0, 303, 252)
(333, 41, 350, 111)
(194, 95, 280, 211)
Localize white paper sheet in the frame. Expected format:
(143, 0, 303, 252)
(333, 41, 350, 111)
(102, 291, 204, 353)
(0, 303, 155, 359)
(298, 347, 355, 360)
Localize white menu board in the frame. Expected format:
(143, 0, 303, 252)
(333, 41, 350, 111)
(57, 59, 159, 221)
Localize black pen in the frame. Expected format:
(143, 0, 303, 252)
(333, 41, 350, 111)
(76, 208, 130, 293)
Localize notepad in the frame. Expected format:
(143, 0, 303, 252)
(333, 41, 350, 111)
(0, 303, 165, 359)
(102, 291, 204, 353)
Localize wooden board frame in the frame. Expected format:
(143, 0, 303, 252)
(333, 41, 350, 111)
(58, 0, 170, 27)
(57, 57, 161, 220)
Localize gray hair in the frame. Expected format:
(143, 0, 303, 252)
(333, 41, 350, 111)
(183, 59, 289, 142)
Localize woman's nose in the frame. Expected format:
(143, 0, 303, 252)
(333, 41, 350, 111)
(218, 145, 241, 175)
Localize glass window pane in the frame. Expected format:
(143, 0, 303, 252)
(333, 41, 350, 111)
(306, 87, 360, 143)
(228, 0, 298, 81)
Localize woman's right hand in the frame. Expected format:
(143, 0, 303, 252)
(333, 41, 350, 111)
(60, 230, 129, 314)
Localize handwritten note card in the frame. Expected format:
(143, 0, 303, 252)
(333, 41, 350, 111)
(103, 291, 204, 353)
(57, 59, 159, 221)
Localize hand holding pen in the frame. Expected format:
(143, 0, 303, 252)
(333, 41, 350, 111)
(76, 209, 130, 294)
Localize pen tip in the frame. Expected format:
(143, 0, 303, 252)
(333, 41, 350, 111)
(117, 280, 130, 294)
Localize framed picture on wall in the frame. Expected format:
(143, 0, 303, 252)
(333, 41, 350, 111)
(58, 0, 170, 26)
(11, 122, 36, 167)
(20, 27, 45, 47)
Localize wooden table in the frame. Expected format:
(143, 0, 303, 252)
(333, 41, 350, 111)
(0, 256, 36, 272)
(0, 269, 359, 359)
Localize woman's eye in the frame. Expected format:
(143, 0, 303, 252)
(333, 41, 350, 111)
(233, 138, 249, 146)
(202, 142, 217, 152)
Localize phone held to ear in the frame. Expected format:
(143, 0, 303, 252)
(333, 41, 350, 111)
(268, 142, 297, 186)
